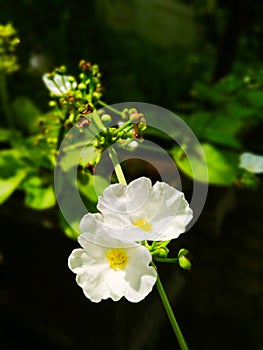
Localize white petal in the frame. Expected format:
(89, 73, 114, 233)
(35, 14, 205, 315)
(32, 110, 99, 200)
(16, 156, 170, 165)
(97, 177, 193, 241)
(240, 152, 263, 174)
(42, 73, 76, 96)
(68, 231, 157, 302)
(97, 177, 152, 215)
(124, 245, 157, 302)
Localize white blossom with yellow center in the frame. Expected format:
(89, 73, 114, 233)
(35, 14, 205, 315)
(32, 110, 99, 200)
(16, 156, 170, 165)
(239, 152, 263, 174)
(68, 222, 157, 303)
(81, 177, 193, 242)
(42, 73, 76, 96)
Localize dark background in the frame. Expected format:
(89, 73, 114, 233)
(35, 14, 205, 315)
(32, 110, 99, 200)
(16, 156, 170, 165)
(1, 1, 263, 349)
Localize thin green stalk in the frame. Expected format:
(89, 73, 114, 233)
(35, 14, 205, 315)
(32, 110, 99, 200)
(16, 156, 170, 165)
(93, 110, 106, 130)
(153, 264, 189, 350)
(98, 100, 123, 116)
(153, 257, 179, 263)
(0, 71, 13, 128)
(108, 146, 127, 185)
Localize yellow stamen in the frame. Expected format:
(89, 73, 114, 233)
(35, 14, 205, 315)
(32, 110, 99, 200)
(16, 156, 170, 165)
(107, 248, 128, 270)
(134, 219, 152, 232)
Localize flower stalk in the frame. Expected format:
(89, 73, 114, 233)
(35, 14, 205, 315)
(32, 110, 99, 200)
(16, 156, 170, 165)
(108, 146, 127, 185)
(154, 268, 189, 350)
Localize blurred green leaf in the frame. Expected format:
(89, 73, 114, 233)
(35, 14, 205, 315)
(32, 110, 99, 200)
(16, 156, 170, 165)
(12, 96, 42, 133)
(0, 128, 21, 143)
(172, 143, 239, 185)
(203, 111, 243, 149)
(78, 172, 108, 203)
(245, 90, 263, 108)
(59, 213, 79, 240)
(23, 176, 56, 209)
(60, 145, 99, 172)
(0, 149, 27, 204)
(192, 81, 225, 104)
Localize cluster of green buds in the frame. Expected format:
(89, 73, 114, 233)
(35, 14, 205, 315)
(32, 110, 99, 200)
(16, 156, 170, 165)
(42, 61, 148, 170)
(43, 60, 103, 128)
(147, 241, 192, 271)
(0, 22, 20, 73)
(91, 107, 147, 153)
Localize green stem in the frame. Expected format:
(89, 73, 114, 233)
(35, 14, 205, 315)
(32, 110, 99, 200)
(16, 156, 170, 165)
(0, 71, 13, 128)
(113, 120, 133, 135)
(108, 146, 127, 185)
(93, 110, 106, 130)
(153, 265, 189, 350)
(98, 100, 123, 116)
(153, 257, 179, 263)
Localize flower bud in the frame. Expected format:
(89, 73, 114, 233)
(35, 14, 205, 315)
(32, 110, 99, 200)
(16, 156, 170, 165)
(78, 83, 86, 91)
(178, 249, 191, 270)
(49, 100, 56, 107)
(157, 247, 169, 258)
(178, 256, 191, 270)
(101, 114, 112, 124)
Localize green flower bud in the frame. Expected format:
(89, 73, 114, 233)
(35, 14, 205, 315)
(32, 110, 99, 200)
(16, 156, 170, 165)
(49, 101, 56, 107)
(179, 256, 192, 270)
(178, 249, 191, 270)
(75, 91, 82, 99)
(68, 76, 76, 83)
(78, 83, 86, 91)
(178, 248, 189, 258)
(101, 114, 112, 124)
(157, 247, 169, 258)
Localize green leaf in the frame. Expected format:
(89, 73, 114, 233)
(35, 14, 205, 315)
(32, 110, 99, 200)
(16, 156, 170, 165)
(203, 111, 243, 149)
(246, 90, 263, 108)
(0, 128, 21, 143)
(60, 144, 99, 172)
(192, 81, 225, 104)
(186, 111, 212, 139)
(78, 172, 108, 203)
(12, 96, 42, 133)
(0, 150, 27, 204)
(172, 143, 239, 185)
(23, 176, 56, 209)
(59, 213, 79, 240)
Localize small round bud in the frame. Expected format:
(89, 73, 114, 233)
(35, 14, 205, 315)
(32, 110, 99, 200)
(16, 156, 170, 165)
(179, 256, 192, 270)
(122, 108, 129, 119)
(49, 101, 56, 107)
(178, 249, 191, 270)
(101, 114, 112, 124)
(78, 83, 86, 91)
(243, 76, 251, 84)
(158, 247, 169, 258)
(79, 60, 91, 71)
(68, 76, 75, 83)
(178, 248, 189, 258)
(59, 65, 66, 73)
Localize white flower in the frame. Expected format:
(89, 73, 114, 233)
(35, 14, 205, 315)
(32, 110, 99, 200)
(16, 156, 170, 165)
(81, 177, 193, 242)
(42, 73, 77, 96)
(239, 152, 263, 174)
(68, 215, 157, 303)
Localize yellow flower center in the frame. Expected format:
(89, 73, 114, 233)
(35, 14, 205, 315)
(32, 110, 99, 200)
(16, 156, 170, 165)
(107, 248, 128, 270)
(134, 219, 152, 232)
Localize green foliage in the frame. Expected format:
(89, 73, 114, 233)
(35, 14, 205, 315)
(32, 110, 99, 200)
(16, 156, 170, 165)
(0, 149, 27, 203)
(186, 73, 263, 149)
(172, 143, 239, 185)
